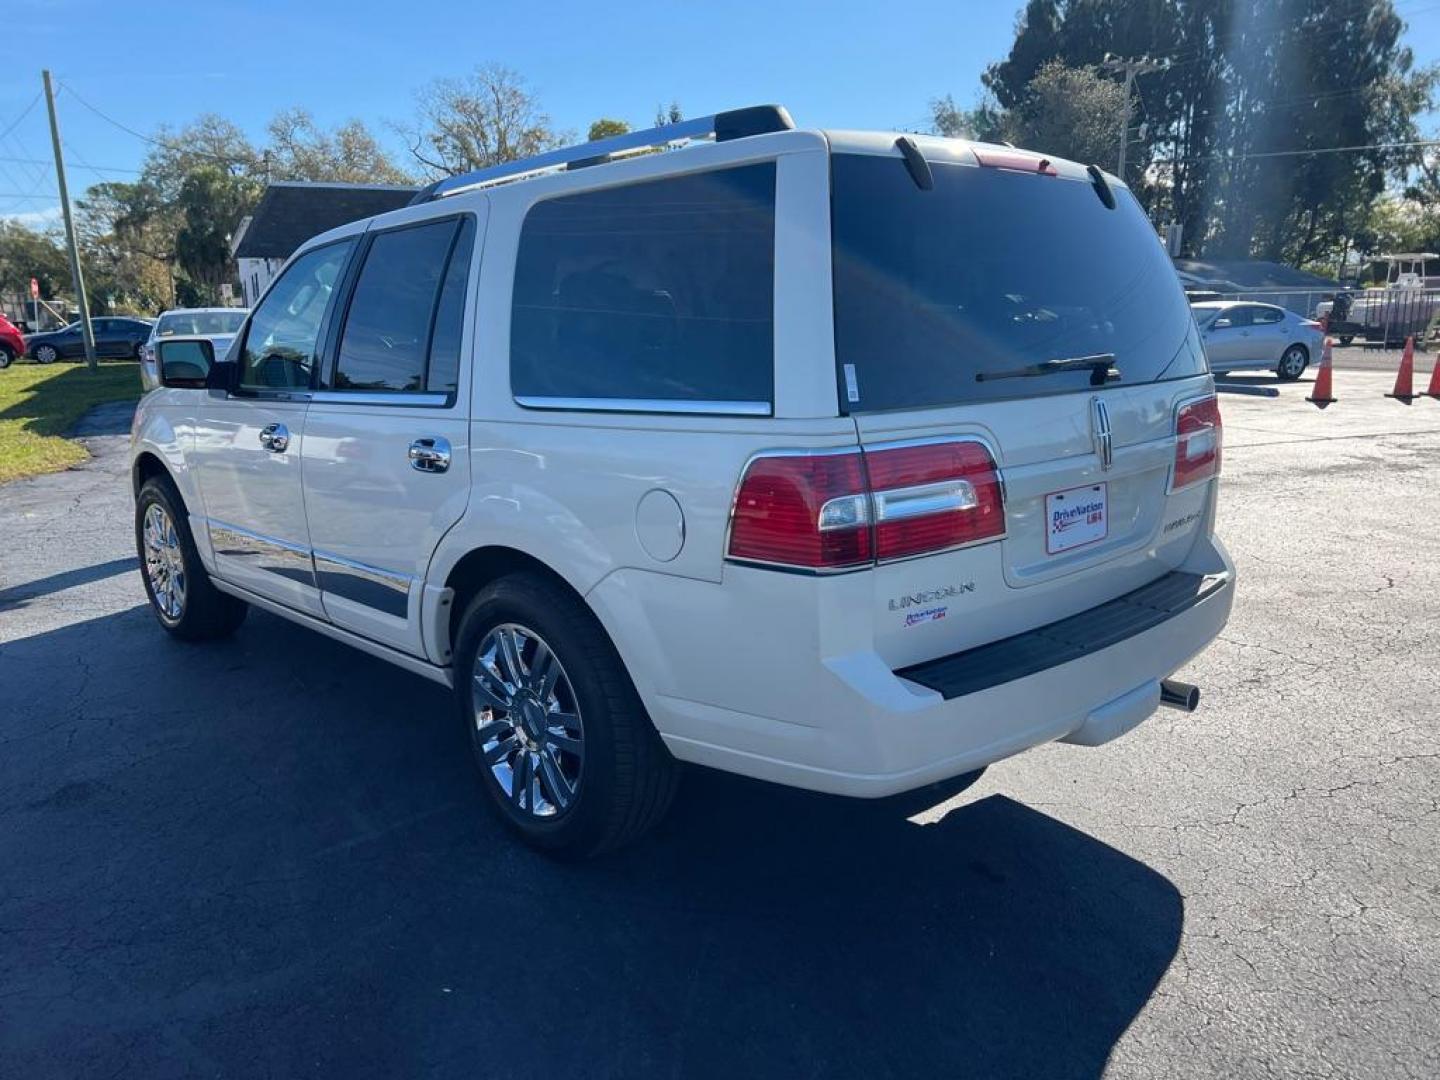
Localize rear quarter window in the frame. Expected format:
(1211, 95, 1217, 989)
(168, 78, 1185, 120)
(510, 163, 776, 411)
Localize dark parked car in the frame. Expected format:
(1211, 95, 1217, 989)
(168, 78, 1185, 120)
(25, 316, 154, 364)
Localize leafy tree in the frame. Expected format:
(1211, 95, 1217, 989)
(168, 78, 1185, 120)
(928, 95, 1005, 142)
(1000, 62, 1125, 166)
(962, 0, 1436, 265)
(77, 181, 178, 311)
(174, 166, 261, 303)
(0, 221, 69, 311)
(588, 118, 630, 141)
(265, 108, 412, 184)
(407, 64, 565, 176)
(142, 114, 260, 199)
(1358, 192, 1440, 257)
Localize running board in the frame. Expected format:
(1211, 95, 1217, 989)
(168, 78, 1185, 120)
(210, 577, 453, 688)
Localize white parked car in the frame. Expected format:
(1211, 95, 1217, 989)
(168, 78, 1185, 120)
(131, 106, 1234, 856)
(139, 307, 248, 390)
(1192, 301, 1324, 380)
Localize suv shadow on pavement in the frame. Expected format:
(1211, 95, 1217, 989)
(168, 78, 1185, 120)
(0, 605, 1183, 1080)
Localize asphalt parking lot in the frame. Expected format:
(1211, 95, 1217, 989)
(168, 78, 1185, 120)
(1, 369, 1438, 1079)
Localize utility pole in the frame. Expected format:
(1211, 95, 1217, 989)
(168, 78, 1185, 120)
(1103, 56, 1166, 185)
(41, 69, 97, 372)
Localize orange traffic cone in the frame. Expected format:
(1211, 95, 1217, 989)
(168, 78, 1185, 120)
(1386, 336, 1417, 404)
(1306, 338, 1337, 409)
(1425, 351, 1440, 401)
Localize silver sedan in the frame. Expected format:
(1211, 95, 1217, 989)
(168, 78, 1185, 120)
(1191, 301, 1325, 381)
(140, 307, 248, 390)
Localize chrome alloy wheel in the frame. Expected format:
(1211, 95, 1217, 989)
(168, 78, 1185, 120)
(142, 503, 186, 621)
(1280, 346, 1308, 378)
(471, 623, 584, 818)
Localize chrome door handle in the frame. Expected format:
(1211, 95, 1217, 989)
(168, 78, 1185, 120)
(258, 422, 290, 453)
(409, 436, 451, 474)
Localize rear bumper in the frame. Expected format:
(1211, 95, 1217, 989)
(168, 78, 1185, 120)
(590, 535, 1235, 798)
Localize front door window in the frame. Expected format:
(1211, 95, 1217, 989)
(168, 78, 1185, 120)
(239, 241, 354, 391)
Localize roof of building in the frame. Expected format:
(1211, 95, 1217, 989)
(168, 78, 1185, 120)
(231, 181, 419, 260)
(1172, 258, 1338, 290)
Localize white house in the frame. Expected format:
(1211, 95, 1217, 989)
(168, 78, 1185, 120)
(230, 181, 419, 308)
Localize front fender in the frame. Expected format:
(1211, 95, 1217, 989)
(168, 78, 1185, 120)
(130, 394, 209, 566)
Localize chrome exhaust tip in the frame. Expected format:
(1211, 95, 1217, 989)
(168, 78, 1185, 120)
(1159, 679, 1201, 713)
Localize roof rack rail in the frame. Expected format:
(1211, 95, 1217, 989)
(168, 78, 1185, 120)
(408, 104, 795, 205)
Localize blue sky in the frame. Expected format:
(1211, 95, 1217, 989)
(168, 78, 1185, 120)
(1, 0, 1437, 224)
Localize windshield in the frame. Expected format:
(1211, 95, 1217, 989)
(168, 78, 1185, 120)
(831, 153, 1205, 411)
(158, 311, 246, 337)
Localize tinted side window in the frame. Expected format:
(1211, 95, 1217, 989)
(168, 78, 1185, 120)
(426, 217, 476, 394)
(334, 219, 458, 392)
(1225, 307, 1255, 328)
(241, 241, 353, 390)
(511, 163, 776, 408)
(1253, 307, 1284, 324)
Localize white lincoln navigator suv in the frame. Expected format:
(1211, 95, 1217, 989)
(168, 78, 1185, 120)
(132, 106, 1234, 856)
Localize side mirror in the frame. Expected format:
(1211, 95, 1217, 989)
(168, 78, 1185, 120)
(156, 338, 214, 389)
(1211, 317, 1232, 329)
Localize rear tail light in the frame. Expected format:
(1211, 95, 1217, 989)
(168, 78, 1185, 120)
(1172, 395, 1222, 491)
(727, 440, 1004, 571)
(727, 452, 872, 569)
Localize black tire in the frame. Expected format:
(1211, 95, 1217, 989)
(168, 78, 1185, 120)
(454, 572, 679, 857)
(34, 344, 58, 364)
(135, 476, 248, 641)
(1276, 343, 1309, 381)
(0, 343, 13, 369)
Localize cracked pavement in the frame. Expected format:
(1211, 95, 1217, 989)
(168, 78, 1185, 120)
(0, 374, 1436, 1078)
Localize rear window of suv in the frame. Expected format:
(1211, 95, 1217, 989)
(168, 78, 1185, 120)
(831, 153, 1205, 412)
(511, 163, 776, 412)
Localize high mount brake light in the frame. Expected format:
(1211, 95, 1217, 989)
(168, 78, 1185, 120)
(727, 441, 1005, 571)
(1173, 396, 1222, 491)
(972, 147, 1059, 176)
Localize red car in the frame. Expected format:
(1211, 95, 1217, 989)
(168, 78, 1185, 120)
(0, 313, 24, 368)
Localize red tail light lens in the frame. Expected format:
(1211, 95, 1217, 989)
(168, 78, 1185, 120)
(1173, 396, 1222, 491)
(728, 451, 872, 569)
(727, 440, 1005, 571)
(864, 442, 1005, 560)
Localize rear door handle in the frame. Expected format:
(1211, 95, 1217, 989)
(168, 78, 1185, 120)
(258, 422, 290, 453)
(409, 436, 451, 474)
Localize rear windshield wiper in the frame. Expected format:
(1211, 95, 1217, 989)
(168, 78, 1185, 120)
(976, 353, 1119, 386)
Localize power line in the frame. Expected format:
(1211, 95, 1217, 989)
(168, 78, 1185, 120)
(0, 153, 141, 173)
(0, 94, 52, 198)
(0, 93, 41, 143)
(1151, 138, 1440, 165)
(61, 139, 135, 187)
(56, 80, 255, 168)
